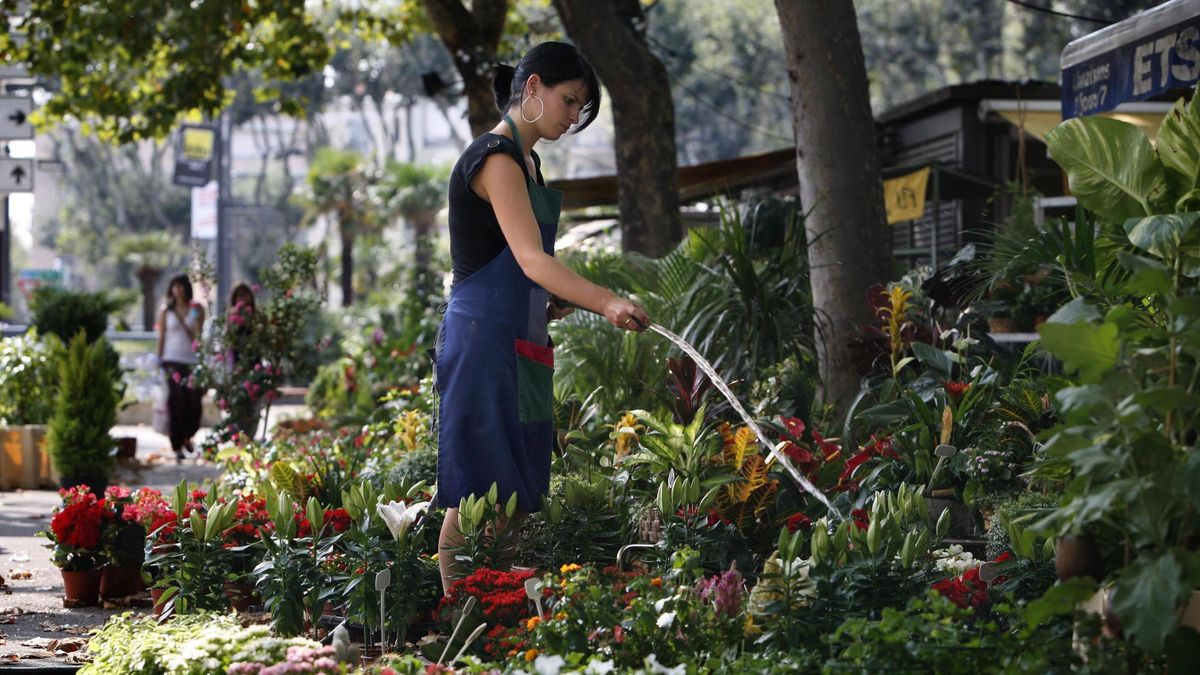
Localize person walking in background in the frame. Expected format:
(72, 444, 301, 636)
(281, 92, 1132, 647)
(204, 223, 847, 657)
(435, 41, 649, 594)
(156, 274, 205, 461)
(224, 282, 261, 437)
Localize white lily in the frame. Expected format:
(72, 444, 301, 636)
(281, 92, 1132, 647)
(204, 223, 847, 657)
(376, 500, 430, 542)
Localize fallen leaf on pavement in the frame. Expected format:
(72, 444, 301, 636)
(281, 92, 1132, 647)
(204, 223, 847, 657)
(21, 638, 54, 649)
(7, 570, 32, 580)
(0, 607, 27, 615)
(48, 637, 88, 653)
(39, 622, 90, 635)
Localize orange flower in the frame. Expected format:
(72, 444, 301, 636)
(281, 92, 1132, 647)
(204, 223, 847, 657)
(560, 563, 582, 574)
(554, 612, 568, 621)
(526, 616, 541, 631)
(650, 576, 663, 587)
(524, 648, 539, 662)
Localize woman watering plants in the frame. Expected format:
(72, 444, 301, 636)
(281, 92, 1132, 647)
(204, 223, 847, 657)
(436, 41, 649, 593)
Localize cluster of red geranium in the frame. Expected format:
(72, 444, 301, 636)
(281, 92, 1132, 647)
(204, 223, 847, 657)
(220, 494, 274, 548)
(931, 551, 1011, 610)
(436, 567, 537, 656)
(293, 507, 353, 538)
(50, 487, 108, 550)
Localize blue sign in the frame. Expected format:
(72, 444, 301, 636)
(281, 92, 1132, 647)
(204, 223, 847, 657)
(1062, 3, 1200, 119)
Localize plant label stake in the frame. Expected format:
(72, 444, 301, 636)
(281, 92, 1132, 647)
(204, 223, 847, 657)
(375, 568, 392, 652)
(928, 444, 958, 492)
(524, 577, 544, 617)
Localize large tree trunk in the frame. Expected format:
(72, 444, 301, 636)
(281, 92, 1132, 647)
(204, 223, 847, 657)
(775, 0, 891, 409)
(552, 0, 681, 257)
(420, 0, 508, 138)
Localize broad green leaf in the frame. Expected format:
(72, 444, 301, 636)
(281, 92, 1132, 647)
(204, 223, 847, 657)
(1131, 387, 1200, 415)
(1045, 116, 1167, 224)
(1046, 297, 1100, 325)
(1124, 213, 1200, 259)
(1037, 320, 1119, 384)
(1054, 385, 1107, 417)
(1111, 554, 1190, 653)
(1117, 251, 1173, 296)
(910, 342, 952, 378)
(1026, 577, 1098, 628)
(1157, 95, 1200, 200)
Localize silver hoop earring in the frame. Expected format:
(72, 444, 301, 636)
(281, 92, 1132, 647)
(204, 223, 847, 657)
(521, 93, 544, 123)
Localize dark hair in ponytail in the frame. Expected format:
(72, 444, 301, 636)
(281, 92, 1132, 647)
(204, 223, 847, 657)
(492, 41, 601, 133)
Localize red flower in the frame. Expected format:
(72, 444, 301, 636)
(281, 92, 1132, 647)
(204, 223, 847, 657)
(944, 380, 971, 399)
(50, 499, 105, 549)
(324, 508, 352, 534)
(850, 508, 870, 531)
(838, 435, 900, 486)
(785, 512, 812, 533)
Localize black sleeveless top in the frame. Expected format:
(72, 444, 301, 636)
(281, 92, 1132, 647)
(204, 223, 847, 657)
(448, 133, 545, 286)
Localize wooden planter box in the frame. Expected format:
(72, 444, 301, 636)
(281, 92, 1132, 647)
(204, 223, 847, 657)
(0, 424, 52, 490)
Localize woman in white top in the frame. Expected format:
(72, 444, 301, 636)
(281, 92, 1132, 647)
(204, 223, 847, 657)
(155, 274, 205, 460)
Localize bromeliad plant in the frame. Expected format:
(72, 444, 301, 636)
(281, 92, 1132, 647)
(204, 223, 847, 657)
(1025, 88, 1200, 657)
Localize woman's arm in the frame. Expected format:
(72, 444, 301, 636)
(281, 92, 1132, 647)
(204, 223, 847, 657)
(475, 155, 650, 330)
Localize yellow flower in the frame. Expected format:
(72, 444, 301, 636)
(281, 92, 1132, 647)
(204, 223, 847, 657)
(560, 563, 582, 574)
(554, 612, 568, 621)
(524, 649, 539, 662)
(610, 412, 643, 459)
(743, 613, 762, 637)
(526, 616, 541, 631)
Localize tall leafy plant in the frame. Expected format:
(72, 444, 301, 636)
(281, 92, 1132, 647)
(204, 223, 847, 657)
(1030, 89, 1200, 657)
(46, 333, 120, 486)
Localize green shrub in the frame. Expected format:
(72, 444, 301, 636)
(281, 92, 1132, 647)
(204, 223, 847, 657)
(384, 445, 439, 487)
(0, 331, 61, 425)
(48, 333, 120, 483)
(30, 287, 122, 344)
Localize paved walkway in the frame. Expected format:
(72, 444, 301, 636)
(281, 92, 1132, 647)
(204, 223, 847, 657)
(0, 406, 305, 669)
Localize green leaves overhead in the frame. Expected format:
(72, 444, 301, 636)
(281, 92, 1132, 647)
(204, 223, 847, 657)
(1045, 116, 1168, 225)
(0, 0, 334, 142)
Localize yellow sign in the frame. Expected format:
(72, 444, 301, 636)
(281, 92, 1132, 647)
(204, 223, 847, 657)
(181, 127, 215, 162)
(883, 166, 930, 224)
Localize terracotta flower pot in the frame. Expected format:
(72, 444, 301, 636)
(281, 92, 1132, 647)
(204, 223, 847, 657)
(150, 587, 168, 616)
(1055, 533, 1104, 582)
(61, 568, 103, 606)
(100, 564, 143, 600)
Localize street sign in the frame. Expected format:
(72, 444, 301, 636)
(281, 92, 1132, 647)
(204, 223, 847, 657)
(173, 124, 216, 187)
(0, 95, 32, 139)
(1062, 0, 1200, 119)
(191, 181, 218, 239)
(0, 157, 33, 192)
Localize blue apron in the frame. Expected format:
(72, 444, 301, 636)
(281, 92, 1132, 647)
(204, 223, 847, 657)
(436, 115, 563, 513)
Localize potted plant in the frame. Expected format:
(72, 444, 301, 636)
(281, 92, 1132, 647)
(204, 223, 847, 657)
(0, 331, 60, 489)
(98, 486, 148, 599)
(1027, 90, 1200, 658)
(40, 485, 108, 605)
(47, 332, 120, 495)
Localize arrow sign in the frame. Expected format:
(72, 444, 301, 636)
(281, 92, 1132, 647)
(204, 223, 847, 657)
(0, 96, 34, 140)
(0, 158, 34, 192)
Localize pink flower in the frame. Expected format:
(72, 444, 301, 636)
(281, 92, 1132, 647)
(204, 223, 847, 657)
(171, 371, 182, 384)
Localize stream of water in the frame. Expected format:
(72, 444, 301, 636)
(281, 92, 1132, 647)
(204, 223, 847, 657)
(645, 322, 843, 520)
